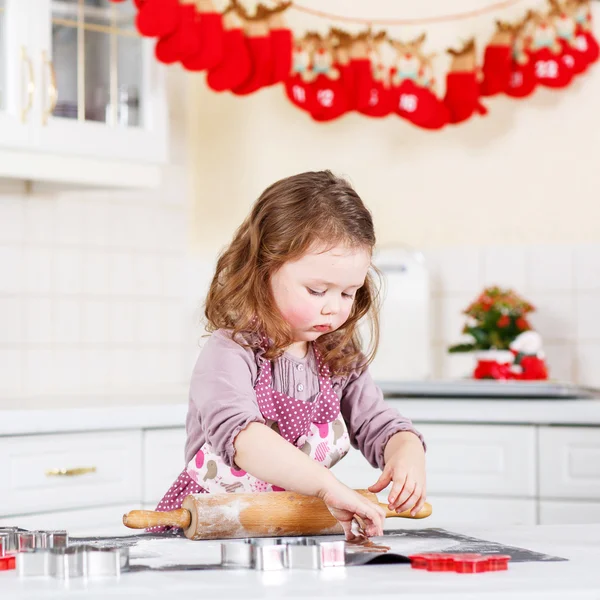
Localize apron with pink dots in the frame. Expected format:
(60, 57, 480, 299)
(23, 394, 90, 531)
(186, 345, 351, 493)
(149, 343, 351, 529)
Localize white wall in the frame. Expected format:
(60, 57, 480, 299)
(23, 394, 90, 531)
(187, 1, 600, 252)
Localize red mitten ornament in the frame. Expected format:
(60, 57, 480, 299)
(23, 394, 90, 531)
(505, 20, 538, 98)
(136, 0, 180, 38)
(444, 39, 487, 124)
(480, 21, 514, 96)
(206, 10, 251, 91)
(232, 18, 273, 95)
(182, 0, 225, 71)
(155, 3, 201, 65)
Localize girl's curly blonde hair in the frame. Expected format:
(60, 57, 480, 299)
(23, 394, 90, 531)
(204, 170, 380, 375)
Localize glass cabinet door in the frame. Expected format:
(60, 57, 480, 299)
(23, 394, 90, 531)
(0, 0, 35, 149)
(34, 0, 167, 163)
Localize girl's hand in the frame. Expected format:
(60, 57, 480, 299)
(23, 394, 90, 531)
(368, 433, 427, 517)
(319, 479, 386, 541)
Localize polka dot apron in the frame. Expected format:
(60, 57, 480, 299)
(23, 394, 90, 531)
(147, 344, 350, 531)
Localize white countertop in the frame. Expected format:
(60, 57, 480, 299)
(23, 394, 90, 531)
(2, 524, 600, 599)
(3, 391, 600, 436)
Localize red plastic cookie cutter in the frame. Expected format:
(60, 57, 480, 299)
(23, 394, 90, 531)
(408, 552, 511, 574)
(0, 555, 16, 571)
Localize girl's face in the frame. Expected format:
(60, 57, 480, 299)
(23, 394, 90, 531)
(270, 243, 371, 343)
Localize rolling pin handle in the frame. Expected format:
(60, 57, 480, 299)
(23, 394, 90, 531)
(122, 508, 191, 530)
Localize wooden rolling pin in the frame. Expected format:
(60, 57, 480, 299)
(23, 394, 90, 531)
(123, 490, 432, 540)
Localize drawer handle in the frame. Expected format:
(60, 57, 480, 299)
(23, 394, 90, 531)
(45, 466, 97, 477)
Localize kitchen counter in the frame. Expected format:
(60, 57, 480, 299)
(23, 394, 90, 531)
(3, 393, 600, 436)
(1, 524, 599, 599)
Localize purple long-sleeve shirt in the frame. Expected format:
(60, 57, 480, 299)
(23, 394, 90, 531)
(184, 329, 425, 471)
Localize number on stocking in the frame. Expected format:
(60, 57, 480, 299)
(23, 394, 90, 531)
(535, 59, 558, 79)
(292, 85, 306, 103)
(399, 93, 418, 113)
(368, 88, 379, 107)
(317, 88, 334, 107)
(575, 35, 589, 52)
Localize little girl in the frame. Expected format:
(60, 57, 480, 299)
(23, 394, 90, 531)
(152, 170, 426, 540)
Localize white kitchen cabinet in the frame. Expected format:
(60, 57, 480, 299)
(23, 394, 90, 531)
(332, 424, 537, 498)
(539, 500, 600, 525)
(143, 427, 187, 504)
(0, 0, 167, 188)
(0, 430, 142, 515)
(539, 426, 600, 500)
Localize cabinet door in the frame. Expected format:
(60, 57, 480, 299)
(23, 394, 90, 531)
(31, 0, 167, 163)
(142, 428, 187, 504)
(539, 500, 600, 525)
(0, 0, 34, 149)
(539, 426, 600, 500)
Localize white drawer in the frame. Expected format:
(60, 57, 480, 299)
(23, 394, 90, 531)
(539, 426, 600, 500)
(332, 424, 537, 498)
(417, 423, 536, 497)
(0, 431, 142, 516)
(0, 504, 136, 537)
(142, 428, 187, 504)
(539, 500, 600, 525)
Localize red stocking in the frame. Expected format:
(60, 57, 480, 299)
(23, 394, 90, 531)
(575, 27, 600, 65)
(531, 47, 573, 88)
(268, 28, 293, 85)
(310, 74, 350, 122)
(232, 23, 272, 96)
(206, 28, 251, 92)
(284, 74, 316, 113)
(136, 0, 180, 38)
(339, 60, 357, 110)
(155, 4, 200, 65)
(182, 12, 225, 71)
(354, 59, 391, 118)
(480, 45, 511, 96)
(559, 39, 588, 74)
(393, 80, 448, 130)
(505, 56, 537, 98)
(444, 72, 488, 124)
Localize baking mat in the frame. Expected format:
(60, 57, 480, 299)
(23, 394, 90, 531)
(71, 527, 566, 571)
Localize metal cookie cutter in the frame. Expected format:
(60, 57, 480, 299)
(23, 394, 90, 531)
(286, 539, 345, 570)
(18, 530, 68, 552)
(221, 540, 253, 568)
(50, 546, 84, 579)
(251, 539, 288, 571)
(83, 545, 129, 578)
(0, 528, 19, 554)
(16, 549, 52, 578)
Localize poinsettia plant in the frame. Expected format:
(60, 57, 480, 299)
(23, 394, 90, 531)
(448, 286, 536, 353)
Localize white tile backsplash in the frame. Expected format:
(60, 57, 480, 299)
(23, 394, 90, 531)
(527, 245, 574, 292)
(81, 300, 109, 344)
(576, 292, 600, 341)
(529, 293, 575, 342)
(108, 300, 136, 344)
(0, 197, 24, 243)
(54, 248, 83, 295)
(0, 348, 22, 394)
(82, 251, 109, 296)
(0, 297, 22, 344)
(574, 342, 600, 388)
(0, 246, 23, 294)
(108, 252, 135, 296)
(426, 247, 483, 294)
(24, 298, 53, 344)
(24, 246, 53, 294)
(54, 298, 81, 344)
(23, 195, 56, 244)
(573, 244, 600, 290)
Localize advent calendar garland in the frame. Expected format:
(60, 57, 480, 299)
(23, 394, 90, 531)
(112, 0, 599, 127)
